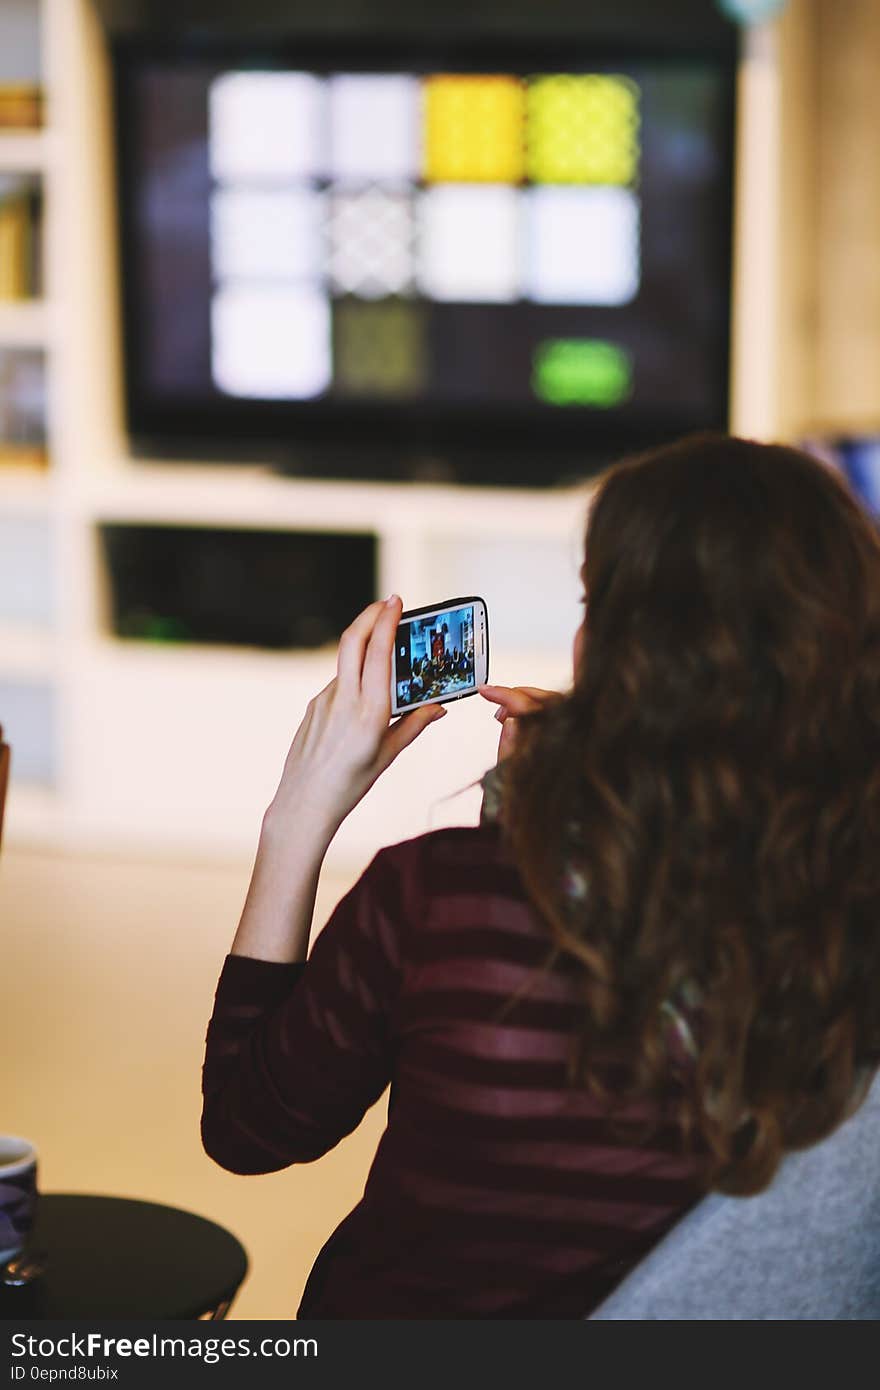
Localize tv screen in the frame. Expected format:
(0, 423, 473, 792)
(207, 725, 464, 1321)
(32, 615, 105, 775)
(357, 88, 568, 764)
(114, 42, 735, 485)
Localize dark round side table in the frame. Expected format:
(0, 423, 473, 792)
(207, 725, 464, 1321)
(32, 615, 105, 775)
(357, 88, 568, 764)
(0, 1194, 248, 1320)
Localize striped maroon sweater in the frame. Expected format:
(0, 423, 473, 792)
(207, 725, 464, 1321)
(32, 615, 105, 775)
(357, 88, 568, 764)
(201, 824, 708, 1318)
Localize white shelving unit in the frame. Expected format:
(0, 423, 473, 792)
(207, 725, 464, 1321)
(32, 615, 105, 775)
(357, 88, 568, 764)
(0, 462, 51, 509)
(0, 127, 53, 172)
(0, 0, 808, 867)
(0, 2, 55, 842)
(0, 300, 52, 346)
(0, 622, 56, 677)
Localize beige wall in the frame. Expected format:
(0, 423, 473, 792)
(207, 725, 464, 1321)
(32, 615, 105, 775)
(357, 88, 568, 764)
(774, 0, 880, 437)
(775, 0, 818, 438)
(813, 0, 880, 431)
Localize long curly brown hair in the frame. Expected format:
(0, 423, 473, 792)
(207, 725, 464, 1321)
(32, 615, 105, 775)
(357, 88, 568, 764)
(500, 433, 880, 1194)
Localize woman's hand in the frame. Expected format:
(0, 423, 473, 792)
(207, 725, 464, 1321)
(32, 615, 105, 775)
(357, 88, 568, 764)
(264, 596, 446, 845)
(478, 684, 560, 762)
(232, 596, 444, 964)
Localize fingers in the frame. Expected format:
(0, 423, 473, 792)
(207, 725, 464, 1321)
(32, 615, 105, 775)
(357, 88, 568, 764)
(478, 685, 558, 721)
(361, 594, 402, 707)
(376, 703, 446, 773)
(336, 599, 392, 691)
(497, 716, 520, 762)
(480, 684, 558, 704)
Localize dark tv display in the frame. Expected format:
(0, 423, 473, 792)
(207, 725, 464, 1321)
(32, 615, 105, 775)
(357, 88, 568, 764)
(114, 41, 735, 485)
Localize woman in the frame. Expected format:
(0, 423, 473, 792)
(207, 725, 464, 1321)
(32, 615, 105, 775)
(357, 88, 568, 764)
(201, 434, 880, 1318)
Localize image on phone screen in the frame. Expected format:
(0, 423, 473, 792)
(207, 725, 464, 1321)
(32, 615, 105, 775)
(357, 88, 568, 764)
(393, 598, 488, 714)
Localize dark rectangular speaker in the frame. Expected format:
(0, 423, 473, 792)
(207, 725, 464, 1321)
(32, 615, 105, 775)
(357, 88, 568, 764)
(100, 523, 377, 649)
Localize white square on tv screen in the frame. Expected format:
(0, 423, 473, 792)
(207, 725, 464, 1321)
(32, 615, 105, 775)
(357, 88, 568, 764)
(417, 186, 520, 303)
(211, 285, 331, 399)
(329, 186, 414, 297)
(328, 75, 420, 181)
(209, 71, 325, 182)
(210, 187, 324, 280)
(526, 186, 640, 306)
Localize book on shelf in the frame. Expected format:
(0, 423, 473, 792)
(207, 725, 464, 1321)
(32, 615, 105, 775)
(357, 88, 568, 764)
(0, 84, 43, 130)
(0, 174, 42, 299)
(0, 347, 47, 468)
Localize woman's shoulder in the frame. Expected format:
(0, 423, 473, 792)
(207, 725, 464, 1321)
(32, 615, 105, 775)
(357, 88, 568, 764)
(373, 822, 523, 906)
(379, 821, 506, 867)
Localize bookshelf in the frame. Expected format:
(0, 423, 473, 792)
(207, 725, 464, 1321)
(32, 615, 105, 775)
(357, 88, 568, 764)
(0, 0, 830, 866)
(0, 1, 53, 841)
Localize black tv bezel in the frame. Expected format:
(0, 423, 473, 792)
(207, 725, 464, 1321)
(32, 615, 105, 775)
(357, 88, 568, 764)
(112, 34, 737, 487)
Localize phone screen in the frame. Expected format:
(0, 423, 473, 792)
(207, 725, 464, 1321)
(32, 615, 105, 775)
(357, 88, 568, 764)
(394, 601, 483, 712)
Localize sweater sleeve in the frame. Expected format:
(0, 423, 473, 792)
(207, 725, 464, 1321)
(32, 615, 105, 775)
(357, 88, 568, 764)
(201, 844, 412, 1175)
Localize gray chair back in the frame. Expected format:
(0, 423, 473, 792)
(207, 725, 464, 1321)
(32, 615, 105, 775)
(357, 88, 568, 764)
(589, 1068, 880, 1319)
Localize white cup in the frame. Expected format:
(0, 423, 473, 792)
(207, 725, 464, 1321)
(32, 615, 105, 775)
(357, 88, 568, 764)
(0, 1135, 38, 1263)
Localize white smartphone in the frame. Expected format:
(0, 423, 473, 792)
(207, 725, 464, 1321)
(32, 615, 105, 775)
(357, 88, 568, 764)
(392, 596, 489, 716)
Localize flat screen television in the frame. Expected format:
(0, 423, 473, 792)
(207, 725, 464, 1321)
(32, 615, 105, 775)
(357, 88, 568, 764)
(113, 39, 736, 486)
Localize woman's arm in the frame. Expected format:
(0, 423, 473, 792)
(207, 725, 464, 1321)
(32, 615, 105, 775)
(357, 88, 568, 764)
(202, 843, 419, 1173)
(230, 594, 444, 965)
(201, 596, 443, 1173)
(229, 820, 327, 966)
